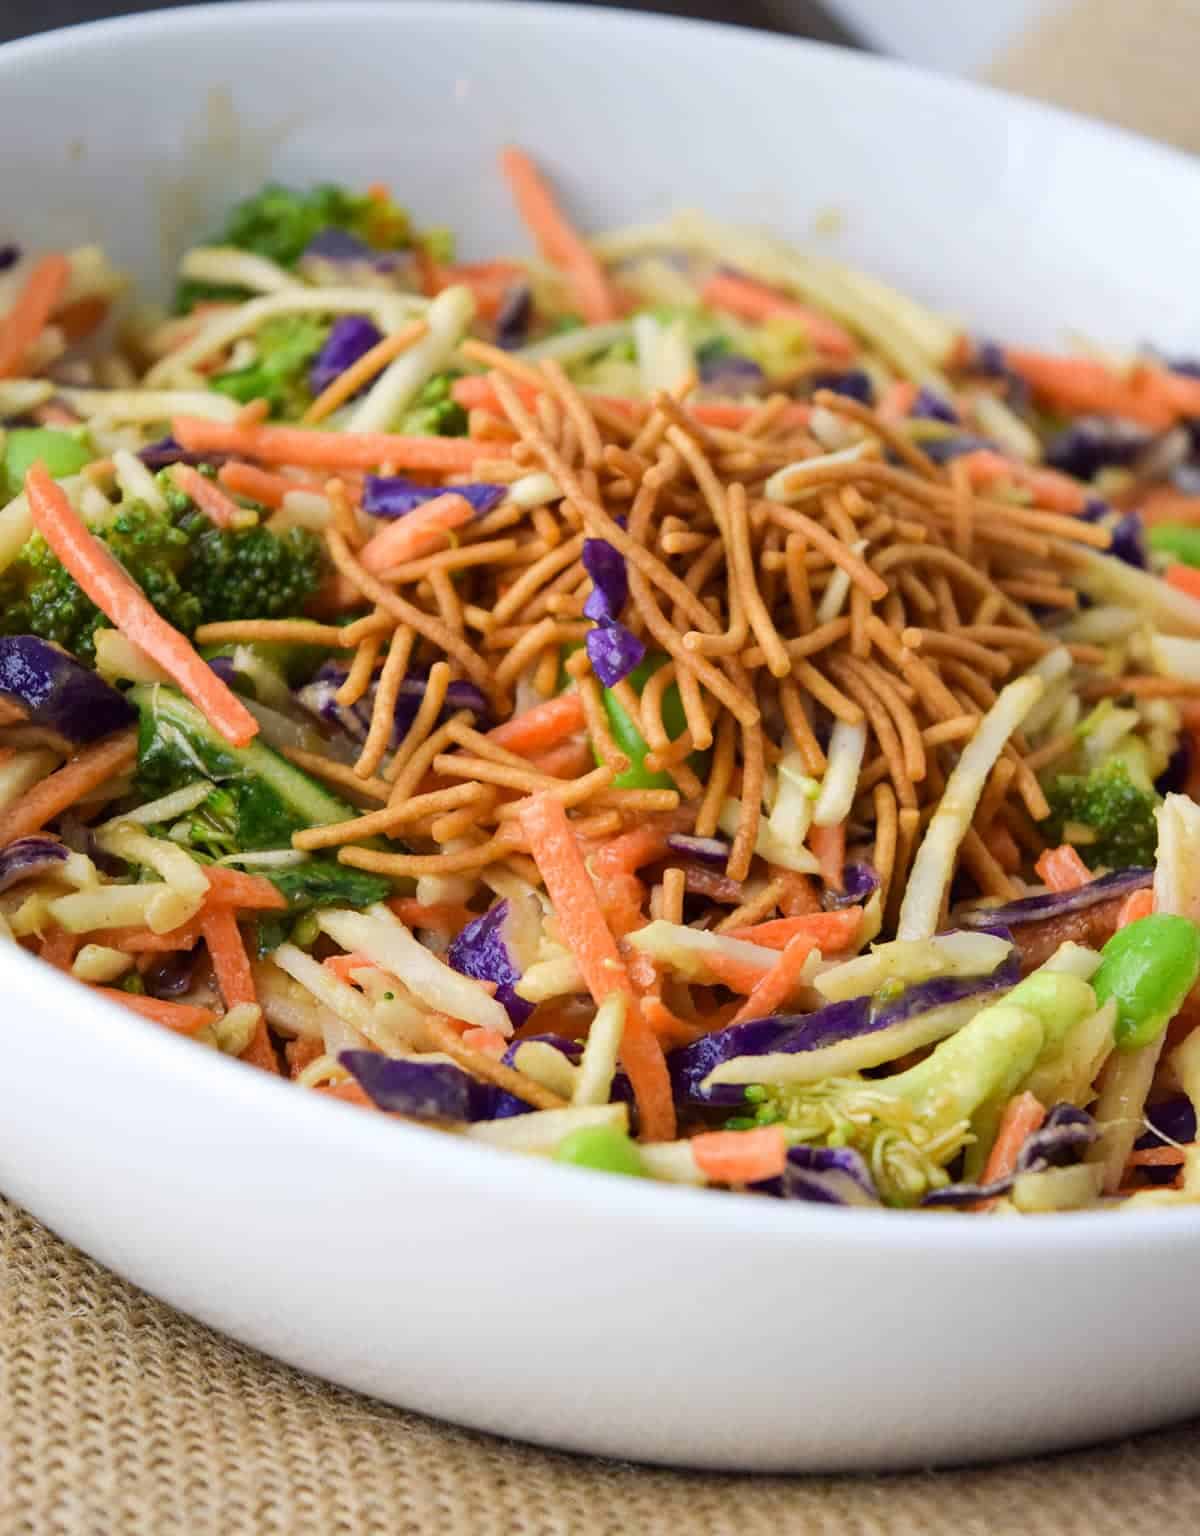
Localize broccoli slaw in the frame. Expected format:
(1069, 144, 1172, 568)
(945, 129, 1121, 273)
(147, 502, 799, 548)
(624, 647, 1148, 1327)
(2, 149, 1200, 1211)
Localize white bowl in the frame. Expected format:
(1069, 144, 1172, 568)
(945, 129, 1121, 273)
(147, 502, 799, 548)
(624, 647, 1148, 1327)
(2, 1, 1200, 1474)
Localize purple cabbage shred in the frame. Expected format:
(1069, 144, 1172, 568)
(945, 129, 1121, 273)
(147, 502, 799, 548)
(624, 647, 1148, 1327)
(309, 315, 384, 397)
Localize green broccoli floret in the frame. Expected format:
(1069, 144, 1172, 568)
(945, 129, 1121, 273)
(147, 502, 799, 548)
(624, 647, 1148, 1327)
(175, 183, 411, 310)
(186, 522, 324, 626)
(1044, 757, 1160, 870)
(0, 494, 325, 661)
(396, 371, 468, 437)
(0, 502, 202, 662)
(209, 314, 329, 419)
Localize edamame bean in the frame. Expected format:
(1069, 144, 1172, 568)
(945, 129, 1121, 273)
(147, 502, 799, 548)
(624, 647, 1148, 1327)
(1148, 523, 1200, 569)
(1092, 913, 1200, 1050)
(554, 1124, 646, 1178)
(4, 427, 91, 498)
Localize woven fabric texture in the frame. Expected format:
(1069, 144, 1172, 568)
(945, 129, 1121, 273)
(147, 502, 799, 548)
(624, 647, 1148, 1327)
(3, 1199, 1200, 1535)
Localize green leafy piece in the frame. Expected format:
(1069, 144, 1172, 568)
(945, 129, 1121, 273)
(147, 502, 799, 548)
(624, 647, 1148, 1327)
(0, 495, 324, 662)
(209, 314, 329, 419)
(174, 182, 412, 310)
(3, 428, 92, 499)
(265, 861, 392, 913)
(130, 684, 356, 853)
(1044, 758, 1160, 870)
(395, 371, 468, 437)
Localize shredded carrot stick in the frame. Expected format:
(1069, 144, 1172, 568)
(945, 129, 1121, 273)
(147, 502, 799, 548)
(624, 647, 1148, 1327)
(958, 450, 1088, 514)
(975, 1091, 1045, 1212)
(171, 463, 242, 528)
(461, 1026, 509, 1058)
(1117, 888, 1156, 929)
(0, 727, 135, 844)
(487, 693, 586, 755)
(286, 1036, 325, 1077)
(727, 908, 862, 953)
(302, 317, 429, 425)
(499, 146, 619, 323)
(429, 260, 526, 319)
(878, 379, 919, 421)
(1003, 350, 1176, 431)
(1138, 489, 1200, 527)
(1035, 844, 1092, 894)
(202, 866, 289, 911)
(692, 1126, 788, 1184)
(99, 918, 204, 953)
(25, 465, 258, 748)
(1125, 1145, 1187, 1168)
(0, 253, 70, 378)
(38, 927, 78, 972)
(772, 869, 822, 917)
(200, 904, 256, 1008)
(1166, 563, 1200, 602)
(809, 820, 846, 892)
(53, 294, 109, 345)
(171, 416, 492, 473)
(95, 989, 218, 1035)
(218, 462, 328, 508)
(730, 930, 820, 1025)
(388, 898, 477, 933)
(358, 493, 475, 574)
(700, 271, 856, 360)
(639, 994, 709, 1049)
(518, 793, 674, 1140)
(323, 951, 376, 985)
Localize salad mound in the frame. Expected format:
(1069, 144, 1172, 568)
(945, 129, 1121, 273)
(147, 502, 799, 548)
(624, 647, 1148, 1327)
(2, 150, 1200, 1211)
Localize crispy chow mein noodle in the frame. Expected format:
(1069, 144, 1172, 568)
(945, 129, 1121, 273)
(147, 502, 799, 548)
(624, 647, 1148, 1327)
(3, 150, 1200, 1207)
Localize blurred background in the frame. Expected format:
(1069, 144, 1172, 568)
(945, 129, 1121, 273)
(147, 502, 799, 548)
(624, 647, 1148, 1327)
(4, 0, 1198, 155)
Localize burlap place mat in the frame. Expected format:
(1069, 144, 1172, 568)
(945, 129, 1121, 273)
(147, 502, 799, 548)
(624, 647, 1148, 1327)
(2, 1196, 1200, 1535)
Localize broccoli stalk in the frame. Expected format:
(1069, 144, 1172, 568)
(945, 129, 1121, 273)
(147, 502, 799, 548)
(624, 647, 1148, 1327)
(1044, 755, 1160, 870)
(0, 492, 325, 662)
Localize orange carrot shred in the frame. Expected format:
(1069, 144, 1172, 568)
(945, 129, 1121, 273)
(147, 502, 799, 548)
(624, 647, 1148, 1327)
(487, 693, 586, 756)
(172, 416, 492, 473)
(171, 463, 242, 528)
(95, 989, 217, 1035)
(1165, 563, 1200, 603)
(499, 146, 619, 324)
(692, 1126, 788, 1184)
(358, 493, 475, 574)
(25, 465, 258, 748)
(727, 908, 861, 953)
(0, 253, 70, 378)
(0, 727, 136, 845)
(701, 271, 855, 361)
(200, 905, 256, 1009)
(974, 1092, 1045, 1212)
(518, 793, 674, 1140)
(809, 820, 846, 892)
(1035, 845, 1092, 894)
(1117, 888, 1155, 929)
(730, 930, 820, 1025)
